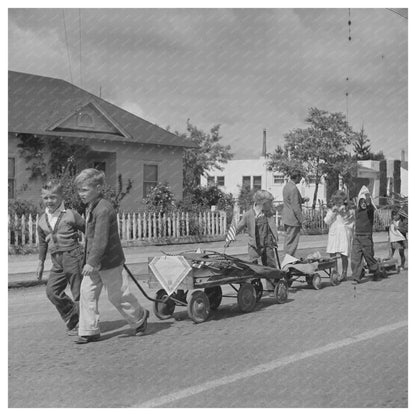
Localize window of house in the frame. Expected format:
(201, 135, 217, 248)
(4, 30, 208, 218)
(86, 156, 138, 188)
(207, 176, 215, 187)
(8, 157, 15, 199)
(273, 174, 285, 185)
(253, 176, 262, 191)
(94, 161, 106, 173)
(242, 176, 251, 189)
(143, 164, 158, 197)
(216, 176, 225, 186)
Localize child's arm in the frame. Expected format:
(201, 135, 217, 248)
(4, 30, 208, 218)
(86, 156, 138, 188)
(72, 210, 86, 233)
(324, 208, 336, 226)
(36, 225, 48, 280)
(85, 209, 110, 270)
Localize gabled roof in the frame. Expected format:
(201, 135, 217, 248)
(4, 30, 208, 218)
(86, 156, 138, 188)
(8, 71, 196, 148)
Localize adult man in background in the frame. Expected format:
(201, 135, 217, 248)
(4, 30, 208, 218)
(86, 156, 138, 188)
(282, 170, 309, 256)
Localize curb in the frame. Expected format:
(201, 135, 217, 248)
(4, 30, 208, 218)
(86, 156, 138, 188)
(8, 239, 389, 289)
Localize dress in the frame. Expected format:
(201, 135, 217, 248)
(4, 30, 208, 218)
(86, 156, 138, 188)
(324, 208, 354, 256)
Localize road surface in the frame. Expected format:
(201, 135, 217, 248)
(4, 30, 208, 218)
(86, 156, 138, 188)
(9, 255, 407, 407)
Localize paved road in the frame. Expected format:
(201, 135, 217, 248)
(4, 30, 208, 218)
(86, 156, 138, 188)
(9, 247, 407, 408)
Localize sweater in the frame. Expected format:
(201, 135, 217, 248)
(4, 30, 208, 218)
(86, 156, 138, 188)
(355, 204, 374, 235)
(37, 209, 85, 261)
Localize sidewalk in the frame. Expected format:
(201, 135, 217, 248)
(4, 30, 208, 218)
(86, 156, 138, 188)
(8, 231, 389, 288)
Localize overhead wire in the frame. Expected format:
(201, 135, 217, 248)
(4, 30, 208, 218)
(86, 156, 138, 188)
(78, 9, 83, 87)
(62, 10, 73, 84)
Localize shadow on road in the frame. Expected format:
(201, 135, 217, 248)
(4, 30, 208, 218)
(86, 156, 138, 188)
(96, 320, 174, 340)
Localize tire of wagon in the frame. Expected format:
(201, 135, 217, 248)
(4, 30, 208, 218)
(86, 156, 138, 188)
(204, 286, 222, 310)
(187, 290, 210, 323)
(312, 273, 322, 290)
(274, 279, 288, 304)
(237, 283, 257, 313)
(251, 279, 263, 302)
(396, 265, 401, 274)
(330, 270, 341, 286)
(153, 289, 176, 320)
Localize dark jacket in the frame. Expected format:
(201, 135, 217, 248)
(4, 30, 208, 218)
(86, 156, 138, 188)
(37, 209, 85, 261)
(235, 208, 278, 259)
(84, 197, 125, 270)
(355, 203, 375, 235)
(282, 180, 304, 226)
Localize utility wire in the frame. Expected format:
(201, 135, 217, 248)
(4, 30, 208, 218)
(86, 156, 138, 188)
(62, 10, 73, 84)
(386, 8, 408, 20)
(78, 9, 83, 87)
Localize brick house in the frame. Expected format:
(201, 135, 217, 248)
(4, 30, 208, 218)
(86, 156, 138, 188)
(8, 71, 195, 210)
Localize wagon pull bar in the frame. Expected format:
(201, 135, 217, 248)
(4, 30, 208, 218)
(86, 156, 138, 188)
(123, 264, 166, 304)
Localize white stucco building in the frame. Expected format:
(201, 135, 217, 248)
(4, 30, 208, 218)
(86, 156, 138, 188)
(201, 130, 327, 206)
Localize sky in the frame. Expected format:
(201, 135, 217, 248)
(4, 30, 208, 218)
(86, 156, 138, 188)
(8, 8, 408, 160)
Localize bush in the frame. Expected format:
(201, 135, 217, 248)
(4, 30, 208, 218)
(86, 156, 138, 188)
(8, 199, 41, 217)
(143, 182, 176, 214)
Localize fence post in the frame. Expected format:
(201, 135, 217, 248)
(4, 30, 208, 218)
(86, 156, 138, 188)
(126, 213, 131, 241)
(35, 214, 39, 245)
(14, 214, 19, 247)
(8, 215, 11, 246)
(28, 215, 33, 245)
(138, 212, 142, 239)
(185, 212, 189, 236)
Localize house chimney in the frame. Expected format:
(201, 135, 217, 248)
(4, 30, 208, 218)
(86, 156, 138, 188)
(401, 149, 406, 162)
(262, 129, 267, 157)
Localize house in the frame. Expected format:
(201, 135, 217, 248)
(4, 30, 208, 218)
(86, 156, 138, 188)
(200, 130, 327, 206)
(8, 71, 196, 210)
(355, 154, 407, 205)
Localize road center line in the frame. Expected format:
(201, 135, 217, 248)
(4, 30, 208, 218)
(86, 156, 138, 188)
(136, 320, 407, 408)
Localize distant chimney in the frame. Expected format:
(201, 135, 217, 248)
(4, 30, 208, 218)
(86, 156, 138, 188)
(262, 129, 267, 157)
(401, 149, 406, 162)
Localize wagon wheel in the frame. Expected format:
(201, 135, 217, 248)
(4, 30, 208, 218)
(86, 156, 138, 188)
(330, 270, 341, 286)
(305, 275, 313, 286)
(153, 289, 176, 320)
(251, 279, 263, 302)
(187, 290, 210, 323)
(237, 283, 257, 313)
(396, 265, 401, 274)
(274, 279, 288, 304)
(312, 273, 322, 290)
(204, 286, 222, 311)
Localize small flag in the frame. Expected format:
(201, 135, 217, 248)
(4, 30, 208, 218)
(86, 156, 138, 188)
(225, 219, 237, 245)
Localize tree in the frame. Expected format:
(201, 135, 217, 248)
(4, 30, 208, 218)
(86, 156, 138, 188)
(268, 108, 355, 209)
(143, 182, 175, 214)
(180, 121, 233, 195)
(353, 125, 385, 161)
(353, 125, 371, 160)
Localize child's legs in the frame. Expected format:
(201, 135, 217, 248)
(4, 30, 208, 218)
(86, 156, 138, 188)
(329, 253, 338, 272)
(361, 234, 378, 274)
(62, 247, 83, 303)
(78, 271, 103, 336)
(261, 247, 276, 290)
(46, 252, 78, 324)
(399, 248, 406, 267)
(100, 265, 146, 329)
(340, 254, 349, 276)
(351, 237, 364, 279)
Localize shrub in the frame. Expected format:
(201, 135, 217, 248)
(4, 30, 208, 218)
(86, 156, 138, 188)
(143, 182, 176, 214)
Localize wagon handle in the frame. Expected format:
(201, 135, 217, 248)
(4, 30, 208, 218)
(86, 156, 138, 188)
(123, 264, 166, 304)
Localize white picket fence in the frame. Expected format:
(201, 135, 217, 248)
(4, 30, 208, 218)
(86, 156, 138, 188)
(8, 210, 227, 247)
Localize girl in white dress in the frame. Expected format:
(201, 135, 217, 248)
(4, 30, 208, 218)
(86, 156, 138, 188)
(324, 191, 355, 281)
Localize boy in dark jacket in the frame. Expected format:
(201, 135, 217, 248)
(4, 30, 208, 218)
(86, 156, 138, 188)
(74, 169, 149, 344)
(36, 180, 85, 335)
(351, 187, 382, 283)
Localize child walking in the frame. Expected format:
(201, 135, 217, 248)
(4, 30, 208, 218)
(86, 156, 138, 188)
(36, 180, 85, 335)
(389, 208, 408, 270)
(324, 190, 355, 281)
(351, 186, 382, 283)
(74, 169, 149, 344)
(225, 190, 279, 294)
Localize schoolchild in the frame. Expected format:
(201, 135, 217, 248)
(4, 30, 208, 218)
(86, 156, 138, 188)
(36, 180, 85, 335)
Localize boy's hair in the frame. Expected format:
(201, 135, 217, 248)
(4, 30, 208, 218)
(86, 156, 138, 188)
(74, 168, 105, 187)
(42, 179, 63, 195)
(253, 190, 274, 204)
